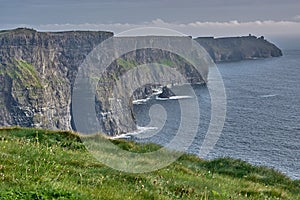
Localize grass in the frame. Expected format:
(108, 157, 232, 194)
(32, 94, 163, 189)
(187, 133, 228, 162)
(117, 58, 138, 70)
(157, 59, 176, 67)
(0, 59, 42, 89)
(0, 127, 299, 199)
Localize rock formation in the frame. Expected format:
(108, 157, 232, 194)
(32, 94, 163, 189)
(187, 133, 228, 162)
(158, 86, 175, 98)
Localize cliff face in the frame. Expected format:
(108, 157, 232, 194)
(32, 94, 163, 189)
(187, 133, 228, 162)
(0, 29, 282, 135)
(195, 35, 282, 62)
(0, 28, 113, 130)
(0, 29, 207, 135)
(92, 48, 207, 135)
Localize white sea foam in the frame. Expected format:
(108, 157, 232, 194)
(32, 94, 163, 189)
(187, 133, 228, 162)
(155, 96, 169, 101)
(132, 97, 151, 104)
(111, 126, 158, 139)
(132, 88, 163, 104)
(169, 95, 193, 100)
(156, 95, 193, 100)
(152, 88, 163, 95)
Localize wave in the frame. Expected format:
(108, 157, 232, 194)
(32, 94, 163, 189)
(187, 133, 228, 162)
(132, 97, 151, 104)
(111, 126, 158, 139)
(156, 95, 193, 101)
(152, 88, 163, 95)
(169, 95, 193, 100)
(132, 88, 163, 104)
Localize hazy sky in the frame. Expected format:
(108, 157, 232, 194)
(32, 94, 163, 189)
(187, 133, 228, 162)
(1, 0, 300, 49)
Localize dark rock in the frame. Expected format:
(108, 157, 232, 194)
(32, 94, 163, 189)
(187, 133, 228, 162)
(158, 86, 175, 98)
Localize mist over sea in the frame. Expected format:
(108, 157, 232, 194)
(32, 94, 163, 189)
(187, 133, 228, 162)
(133, 50, 300, 179)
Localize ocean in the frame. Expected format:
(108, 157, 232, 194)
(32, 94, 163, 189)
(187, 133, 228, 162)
(132, 50, 300, 179)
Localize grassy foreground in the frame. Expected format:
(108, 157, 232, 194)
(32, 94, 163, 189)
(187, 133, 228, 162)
(0, 127, 299, 200)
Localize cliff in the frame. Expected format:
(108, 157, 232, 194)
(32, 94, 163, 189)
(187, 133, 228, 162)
(0, 28, 113, 130)
(0, 28, 207, 135)
(195, 35, 282, 62)
(0, 28, 282, 135)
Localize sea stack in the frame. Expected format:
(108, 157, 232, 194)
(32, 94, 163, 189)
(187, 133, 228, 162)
(158, 86, 176, 98)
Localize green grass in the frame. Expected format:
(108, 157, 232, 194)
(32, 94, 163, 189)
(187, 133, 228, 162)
(0, 127, 299, 199)
(117, 58, 138, 70)
(157, 59, 176, 67)
(0, 59, 42, 89)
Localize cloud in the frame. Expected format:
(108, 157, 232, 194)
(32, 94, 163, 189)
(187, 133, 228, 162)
(293, 15, 300, 20)
(2, 19, 300, 38)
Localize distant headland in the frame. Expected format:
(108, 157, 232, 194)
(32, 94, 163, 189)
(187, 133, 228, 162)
(195, 34, 282, 62)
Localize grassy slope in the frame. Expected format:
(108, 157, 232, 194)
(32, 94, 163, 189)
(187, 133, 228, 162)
(0, 127, 299, 200)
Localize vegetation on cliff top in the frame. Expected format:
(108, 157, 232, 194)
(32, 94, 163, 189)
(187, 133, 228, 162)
(0, 127, 299, 199)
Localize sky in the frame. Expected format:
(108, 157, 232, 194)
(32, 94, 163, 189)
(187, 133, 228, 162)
(1, 0, 300, 49)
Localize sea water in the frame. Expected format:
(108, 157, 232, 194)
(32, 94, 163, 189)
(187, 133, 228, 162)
(133, 50, 300, 179)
